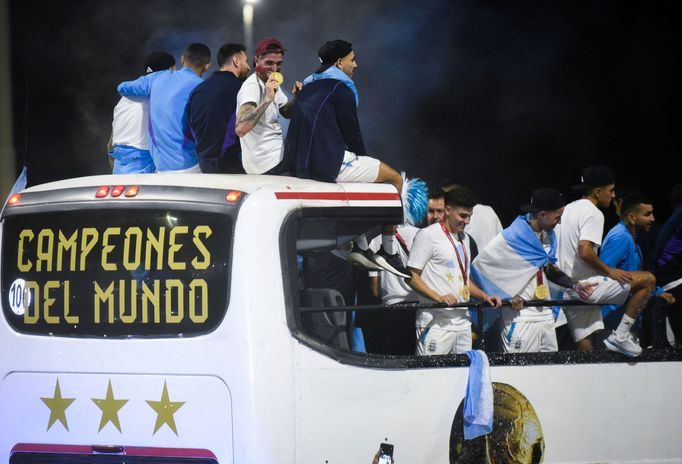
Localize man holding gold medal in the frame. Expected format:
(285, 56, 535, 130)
(236, 37, 302, 175)
(407, 185, 502, 355)
(471, 188, 597, 353)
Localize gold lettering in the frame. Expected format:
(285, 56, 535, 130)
(141, 280, 160, 323)
(57, 230, 78, 271)
(168, 226, 188, 270)
(191, 226, 212, 270)
(43, 280, 60, 324)
(101, 227, 121, 271)
(189, 279, 208, 323)
(63, 281, 78, 324)
(17, 229, 34, 272)
(80, 228, 99, 271)
(123, 227, 143, 271)
(94, 281, 114, 324)
(36, 229, 55, 272)
(119, 279, 138, 324)
(145, 228, 165, 270)
(165, 279, 183, 323)
(23, 281, 40, 324)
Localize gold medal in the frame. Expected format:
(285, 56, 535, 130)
(270, 72, 284, 85)
(534, 284, 549, 300)
(461, 285, 471, 301)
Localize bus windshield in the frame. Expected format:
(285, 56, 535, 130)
(1, 208, 233, 338)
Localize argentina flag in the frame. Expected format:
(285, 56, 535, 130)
(470, 215, 557, 330)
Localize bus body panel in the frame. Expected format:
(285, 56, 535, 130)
(0, 372, 233, 461)
(292, 342, 682, 463)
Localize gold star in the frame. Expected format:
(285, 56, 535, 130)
(41, 379, 75, 431)
(446, 272, 455, 282)
(146, 382, 185, 435)
(92, 380, 129, 432)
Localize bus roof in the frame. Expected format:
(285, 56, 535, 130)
(22, 174, 399, 197)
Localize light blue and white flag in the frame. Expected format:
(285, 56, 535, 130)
(463, 350, 493, 440)
(470, 215, 557, 329)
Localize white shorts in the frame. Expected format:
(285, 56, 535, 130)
(500, 318, 558, 353)
(336, 151, 380, 183)
(416, 325, 471, 355)
(563, 275, 630, 341)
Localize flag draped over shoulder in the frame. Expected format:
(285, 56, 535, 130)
(470, 215, 557, 329)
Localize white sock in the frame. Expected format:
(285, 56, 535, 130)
(616, 314, 636, 338)
(355, 235, 369, 250)
(382, 234, 396, 254)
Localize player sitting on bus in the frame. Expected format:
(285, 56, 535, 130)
(282, 39, 427, 278)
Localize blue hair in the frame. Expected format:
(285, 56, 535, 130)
(402, 175, 429, 226)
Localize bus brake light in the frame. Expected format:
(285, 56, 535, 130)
(225, 191, 241, 202)
(111, 185, 126, 197)
(95, 186, 110, 198)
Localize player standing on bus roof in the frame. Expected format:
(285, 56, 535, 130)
(282, 39, 428, 278)
(557, 166, 655, 356)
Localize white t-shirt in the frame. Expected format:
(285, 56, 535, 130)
(236, 73, 288, 174)
(557, 198, 604, 280)
(369, 225, 420, 305)
(407, 223, 472, 330)
(111, 96, 150, 149)
(465, 204, 503, 251)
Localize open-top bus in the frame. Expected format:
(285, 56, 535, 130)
(1, 174, 681, 463)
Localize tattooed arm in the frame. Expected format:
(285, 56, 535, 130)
(235, 76, 278, 137)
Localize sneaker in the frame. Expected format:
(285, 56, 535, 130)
(604, 331, 643, 357)
(372, 247, 411, 278)
(347, 244, 384, 271)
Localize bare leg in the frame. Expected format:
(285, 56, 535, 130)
(376, 161, 402, 194)
(623, 271, 656, 319)
(377, 162, 401, 237)
(575, 338, 593, 351)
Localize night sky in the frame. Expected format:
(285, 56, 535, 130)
(8, 0, 682, 224)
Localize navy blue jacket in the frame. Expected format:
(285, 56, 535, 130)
(186, 71, 245, 173)
(282, 79, 366, 182)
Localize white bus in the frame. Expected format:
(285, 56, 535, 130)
(1, 174, 681, 464)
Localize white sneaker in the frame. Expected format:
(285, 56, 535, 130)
(604, 331, 643, 357)
(347, 244, 383, 271)
(372, 248, 411, 278)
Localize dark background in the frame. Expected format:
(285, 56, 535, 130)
(8, 0, 681, 224)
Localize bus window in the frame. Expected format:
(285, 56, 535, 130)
(281, 210, 682, 367)
(1, 208, 233, 338)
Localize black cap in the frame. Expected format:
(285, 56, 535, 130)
(315, 39, 353, 73)
(571, 166, 616, 191)
(144, 51, 175, 73)
(521, 188, 566, 213)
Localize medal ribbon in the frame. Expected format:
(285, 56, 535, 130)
(440, 222, 468, 286)
(536, 269, 544, 286)
(395, 232, 409, 255)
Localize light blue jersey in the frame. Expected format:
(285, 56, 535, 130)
(118, 68, 202, 171)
